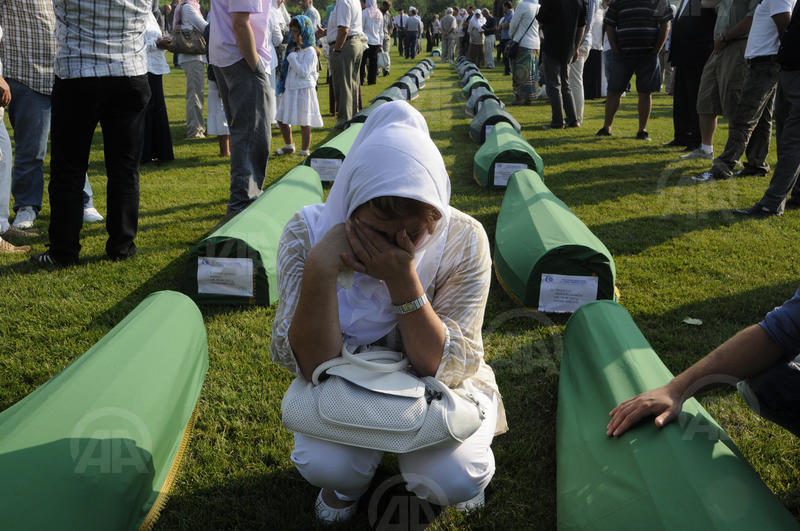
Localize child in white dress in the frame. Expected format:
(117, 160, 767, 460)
(274, 15, 323, 157)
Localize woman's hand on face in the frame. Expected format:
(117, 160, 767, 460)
(344, 218, 415, 285)
(308, 223, 366, 275)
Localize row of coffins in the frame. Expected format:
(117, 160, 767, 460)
(455, 57, 616, 314)
(454, 57, 797, 528)
(303, 59, 435, 183)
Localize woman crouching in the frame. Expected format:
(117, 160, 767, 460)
(270, 101, 507, 523)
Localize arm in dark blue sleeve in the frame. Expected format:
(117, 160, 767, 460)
(759, 287, 800, 358)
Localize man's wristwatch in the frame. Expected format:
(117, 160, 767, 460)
(392, 293, 429, 315)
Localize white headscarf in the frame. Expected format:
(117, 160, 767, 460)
(300, 101, 452, 346)
(470, 11, 485, 30)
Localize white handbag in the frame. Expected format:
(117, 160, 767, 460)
(377, 51, 391, 69)
(281, 343, 485, 453)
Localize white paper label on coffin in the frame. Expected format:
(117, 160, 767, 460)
(538, 273, 598, 313)
(493, 162, 528, 187)
(197, 257, 254, 297)
(310, 158, 342, 182)
(325, 364, 426, 398)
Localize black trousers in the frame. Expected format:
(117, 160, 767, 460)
(49, 75, 150, 262)
(672, 60, 706, 148)
(397, 30, 407, 56)
(360, 44, 381, 85)
(142, 73, 174, 163)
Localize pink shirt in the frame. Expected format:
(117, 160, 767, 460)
(209, 0, 271, 68)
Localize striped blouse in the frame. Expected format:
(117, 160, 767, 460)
(270, 207, 508, 435)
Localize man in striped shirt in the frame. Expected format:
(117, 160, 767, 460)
(32, 0, 152, 266)
(597, 0, 673, 140)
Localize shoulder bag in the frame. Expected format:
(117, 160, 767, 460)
(281, 343, 486, 453)
(170, 28, 207, 55)
(505, 12, 535, 59)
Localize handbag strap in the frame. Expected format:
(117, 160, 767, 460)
(311, 343, 409, 385)
(512, 11, 536, 43)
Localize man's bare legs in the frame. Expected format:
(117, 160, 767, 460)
(218, 134, 230, 157)
(638, 92, 652, 132)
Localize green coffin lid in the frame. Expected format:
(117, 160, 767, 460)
(461, 75, 490, 95)
(404, 69, 426, 89)
(372, 86, 406, 103)
(469, 98, 520, 143)
(466, 86, 502, 117)
(493, 169, 615, 308)
(391, 76, 419, 100)
(557, 300, 798, 530)
(0, 291, 209, 530)
(305, 122, 363, 161)
(473, 122, 543, 188)
(348, 100, 387, 125)
(456, 61, 475, 74)
(186, 165, 323, 305)
(432, 46, 442, 55)
(459, 69, 483, 86)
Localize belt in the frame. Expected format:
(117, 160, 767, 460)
(748, 54, 778, 65)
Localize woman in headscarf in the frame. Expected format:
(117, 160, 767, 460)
(467, 10, 485, 67)
(271, 101, 507, 524)
(508, 0, 540, 105)
(360, 0, 385, 86)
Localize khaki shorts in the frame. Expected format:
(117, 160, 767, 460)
(696, 39, 748, 120)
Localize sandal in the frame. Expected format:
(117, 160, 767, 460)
(294, 149, 311, 157)
(273, 144, 295, 156)
(314, 489, 358, 524)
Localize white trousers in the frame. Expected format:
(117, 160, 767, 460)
(0, 109, 11, 233)
(568, 43, 591, 125)
(183, 59, 205, 137)
(484, 35, 496, 68)
(291, 388, 498, 505)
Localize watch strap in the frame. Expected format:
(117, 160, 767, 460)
(392, 293, 429, 315)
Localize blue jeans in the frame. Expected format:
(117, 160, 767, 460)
(214, 59, 273, 214)
(7, 79, 94, 212)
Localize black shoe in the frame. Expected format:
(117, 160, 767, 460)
(636, 130, 651, 141)
(692, 170, 728, 182)
(596, 127, 611, 136)
(662, 139, 686, 148)
(732, 204, 782, 218)
(735, 167, 769, 177)
(30, 249, 79, 267)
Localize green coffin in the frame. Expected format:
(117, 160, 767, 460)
(420, 58, 434, 69)
(465, 86, 502, 117)
(432, 46, 442, 56)
(0, 291, 208, 531)
(347, 100, 387, 125)
(186, 165, 323, 305)
(493, 169, 615, 310)
(460, 71, 485, 89)
(473, 122, 543, 188)
(557, 300, 798, 530)
(469, 98, 520, 143)
(391, 76, 419, 100)
(456, 61, 475, 75)
(305, 122, 363, 164)
(405, 69, 426, 89)
(372, 86, 406, 103)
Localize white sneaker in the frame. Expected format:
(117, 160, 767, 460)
(12, 206, 37, 229)
(83, 207, 104, 223)
(314, 490, 358, 524)
(681, 148, 713, 160)
(454, 490, 485, 513)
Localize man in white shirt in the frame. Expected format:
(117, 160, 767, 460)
(394, 9, 407, 55)
(302, 0, 322, 31)
(381, 0, 393, 74)
(326, 0, 363, 128)
(695, 0, 796, 183)
(440, 8, 457, 63)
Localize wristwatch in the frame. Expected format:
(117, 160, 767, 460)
(392, 293, 429, 315)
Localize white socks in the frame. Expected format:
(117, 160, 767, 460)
(700, 144, 713, 154)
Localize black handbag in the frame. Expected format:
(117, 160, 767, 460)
(170, 28, 207, 55)
(505, 14, 536, 59)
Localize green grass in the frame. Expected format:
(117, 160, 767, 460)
(2, 50, 799, 528)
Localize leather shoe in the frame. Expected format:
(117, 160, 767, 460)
(735, 167, 768, 177)
(732, 204, 781, 218)
(662, 139, 686, 148)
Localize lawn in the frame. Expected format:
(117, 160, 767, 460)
(1, 48, 799, 529)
